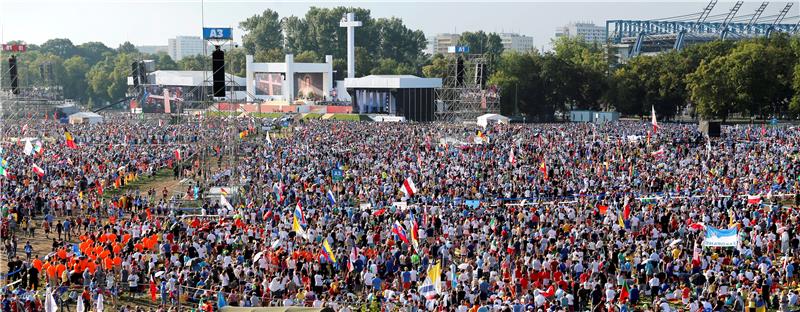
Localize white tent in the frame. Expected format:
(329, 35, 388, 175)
(68, 112, 104, 125)
(477, 113, 509, 128)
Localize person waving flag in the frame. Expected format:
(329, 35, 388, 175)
(64, 130, 77, 149)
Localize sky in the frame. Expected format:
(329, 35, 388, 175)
(0, 0, 798, 51)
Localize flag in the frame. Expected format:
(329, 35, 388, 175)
(76, 294, 85, 312)
(150, 277, 158, 302)
(597, 204, 609, 215)
(476, 130, 486, 141)
(96, 292, 104, 312)
(294, 201, 307, 226)
(64, 131, 77, 149)
(509, 148, 516, 165)
(0, 159, 8, 178)
(392, 221, 410, 244)
(622, 201, 632, 220)
(217, 291, 228, 308)
(44, 287, 58, 312)
(174, 149, 181, 161)
(292, 213, 308, 239)
(418, 262, 442, 300)
(618, 211, 625, 228)
(650, 148, 665, 158)
(539, 160, 548, 180)
(273, 182, 284, 203)
(372, 208, 387, 216)
(409, 212, 420, 250)
(651, 105, 658, 132)
(219, 195, 234, 211)
(220, 188, 228, 196)
(692, 242, 701, 264)
(402, 177, 418, 197)
(747, 195, 762, 205)
(348, 246, 359, 272)
(326, 190, 336, 205)
(23, 140, 33, 156)
(32, 164, 45, 177)
(322, 239, 337, 264)
(703, 226, 738, 247)
(33, 140, 43, 156)
(619, 282, 629, 303)
(266, 132, 272, 144)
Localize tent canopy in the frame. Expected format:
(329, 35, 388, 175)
(476, 113, 509, 128)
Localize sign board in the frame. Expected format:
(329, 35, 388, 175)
(2, 44, 27, 52)
(331, 169, 344, 182)
(447, 45, 470, 53)
(202, 28, 233, 40)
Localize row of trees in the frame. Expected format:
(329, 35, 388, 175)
(488, 34, 800, 121)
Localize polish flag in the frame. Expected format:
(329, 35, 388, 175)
(174, 149, 181, 161)
(747, 195, 762, 205)
(509, 148, 516, 165)
(402, 177, 418, 197)
(32, 164, 45, 177)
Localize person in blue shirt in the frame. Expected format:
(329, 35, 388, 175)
(372, 276, 382, 291)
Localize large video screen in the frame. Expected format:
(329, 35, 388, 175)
(141, 85, 192, 114)
(255, 73, 283, 96)
(294, 73, 323, 100)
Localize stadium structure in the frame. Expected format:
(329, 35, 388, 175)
(607, 1, 800, 59)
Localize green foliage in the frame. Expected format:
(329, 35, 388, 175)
(239, 9, 284, 55)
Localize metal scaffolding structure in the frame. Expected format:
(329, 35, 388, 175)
(607, 1, 800, 58)
(435, 54, 500, 122)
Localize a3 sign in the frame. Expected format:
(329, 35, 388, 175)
(202, 28, 233, 40)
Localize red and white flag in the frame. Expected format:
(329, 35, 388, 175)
(651, 106, 659, 132)
(402, 177, 418, 197)
(747, 195, 762, 205)
(32, 164, 45, 177)
(174, 149, 181, 161)
(509, 148, 516, 165)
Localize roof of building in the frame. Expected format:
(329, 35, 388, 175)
(344, 75, 442, 89)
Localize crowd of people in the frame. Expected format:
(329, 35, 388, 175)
(1, 115, 800, 312)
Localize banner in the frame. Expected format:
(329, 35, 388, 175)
(703, 226, 738, 247)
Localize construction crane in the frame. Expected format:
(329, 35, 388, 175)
(766, 3, 793, 37)
(720, 1, 744, 40)
(697, 0, 719, 22)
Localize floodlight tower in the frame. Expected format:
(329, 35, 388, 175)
(339, 13, 362, 79)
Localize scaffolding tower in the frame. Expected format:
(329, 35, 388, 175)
(435, 54, 500, 122)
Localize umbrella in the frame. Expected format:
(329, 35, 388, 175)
(154, 271, 165, 278)
(457, 263, 470, 270)
(669, 239, 682, 247)
(253, 251, 264, 263)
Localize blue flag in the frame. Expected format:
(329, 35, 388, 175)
(327, 190, 336, 205)
(217, 291, 227, 308)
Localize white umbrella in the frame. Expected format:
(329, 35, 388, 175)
(254, 251, 264, 262)
(457, 263, 470, 270)
(669, 239, 682, 247)
(154, 271, 165, 278)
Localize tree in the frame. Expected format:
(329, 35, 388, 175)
(294, 51, 321, 63)
(240, 9, 284, 55)
(76, 42, 114, 65)
(62, 56, 89, 101)
(254, 48, 284, 63)
(489, 51, 548, 120)
(225, 48, 246, 77)
(422, 54, 449, 79)
(370, 58, 415, 75)
(177, 55, 208, 71)
(458, 31, 504, 56)
(282, 16, 309, 54)
(117, 41, 138, 54)
(374, 17, 427, 65)
(155, 53, 178, 70)
(686, 56, 738, 121)
(40, 39, 76, 59)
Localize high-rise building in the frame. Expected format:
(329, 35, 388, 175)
(167, 36, 205, 61)
(499, 33, 534, 52)
(555, 22, 606, 44)
(429, 33, 461, 55)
